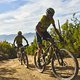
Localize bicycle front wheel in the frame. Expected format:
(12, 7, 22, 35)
(51, 49, 79, 80)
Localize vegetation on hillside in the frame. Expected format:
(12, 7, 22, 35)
(0, 41, 16, 60)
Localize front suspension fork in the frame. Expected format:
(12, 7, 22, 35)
(54, 49, 64, 66)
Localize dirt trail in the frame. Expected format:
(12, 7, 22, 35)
(0, 56, 80, 80)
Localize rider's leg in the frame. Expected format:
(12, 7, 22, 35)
(42, 31, 54, 61)
(42, 31, 55, 44)
(17, 48, 19, 58)
(36, 32, 43, 67)
(37, 43, 42, 58)
(36, 32, 42, 57)
(17, 44, 23, 65)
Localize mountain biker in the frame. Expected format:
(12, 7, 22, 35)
(13, 31, 29, 47)
(13, 31, 29, 65)
(35, 8, 64, 66)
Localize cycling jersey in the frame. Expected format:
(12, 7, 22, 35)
(39, 15, 55, 32)
(14, 35, 27, 46)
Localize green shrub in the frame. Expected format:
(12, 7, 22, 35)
(0, 41, 16, 60)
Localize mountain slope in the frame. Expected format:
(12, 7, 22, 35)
(0, 33, 36, 44)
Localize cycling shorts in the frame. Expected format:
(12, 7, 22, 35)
(36, 31, 52, 44)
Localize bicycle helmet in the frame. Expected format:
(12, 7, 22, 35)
(18, 31, 22, 35)
(46, 8, 55, 15)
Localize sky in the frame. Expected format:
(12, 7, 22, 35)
(0, 0, 80, 35)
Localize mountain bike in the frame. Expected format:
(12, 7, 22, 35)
(16, 45, 29, 68)
(34, 38, 79, 80)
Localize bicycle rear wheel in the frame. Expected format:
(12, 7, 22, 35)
(51, 49, 79, 80)
(23, 53, 28, 68)
(34, 51, 46, 73)
(17, 52, 23, 65)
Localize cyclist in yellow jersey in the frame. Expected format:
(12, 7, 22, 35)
(35, 8, 64, 65)
(13, 31, 29, 47)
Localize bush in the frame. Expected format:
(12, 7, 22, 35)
(0, 41, 16, 60)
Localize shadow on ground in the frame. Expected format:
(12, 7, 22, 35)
(28, 64, 36, 71)
(0, 67, 17, 75)
(42, 66, 80, 80)
(0, 67, 19, 80)
(0, 76, 19, 80)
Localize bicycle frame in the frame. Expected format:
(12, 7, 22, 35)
(43, 40, 64, 66)
(16, 45, 27, 61)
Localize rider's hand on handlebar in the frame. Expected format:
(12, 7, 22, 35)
(12, 44, 16, 48)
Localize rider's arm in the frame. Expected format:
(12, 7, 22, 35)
(36, 22, 42, 37)
(23, 36, 29, 45)
(13, 37, 16, 45)
(52, 19, 64, 41)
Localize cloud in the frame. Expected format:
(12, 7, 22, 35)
(0, 0, 80, 34)
(0, 0, 17, 3)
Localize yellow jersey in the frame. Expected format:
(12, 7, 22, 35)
(14, 35, 26, 45)
(39, 15, 55, 32)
